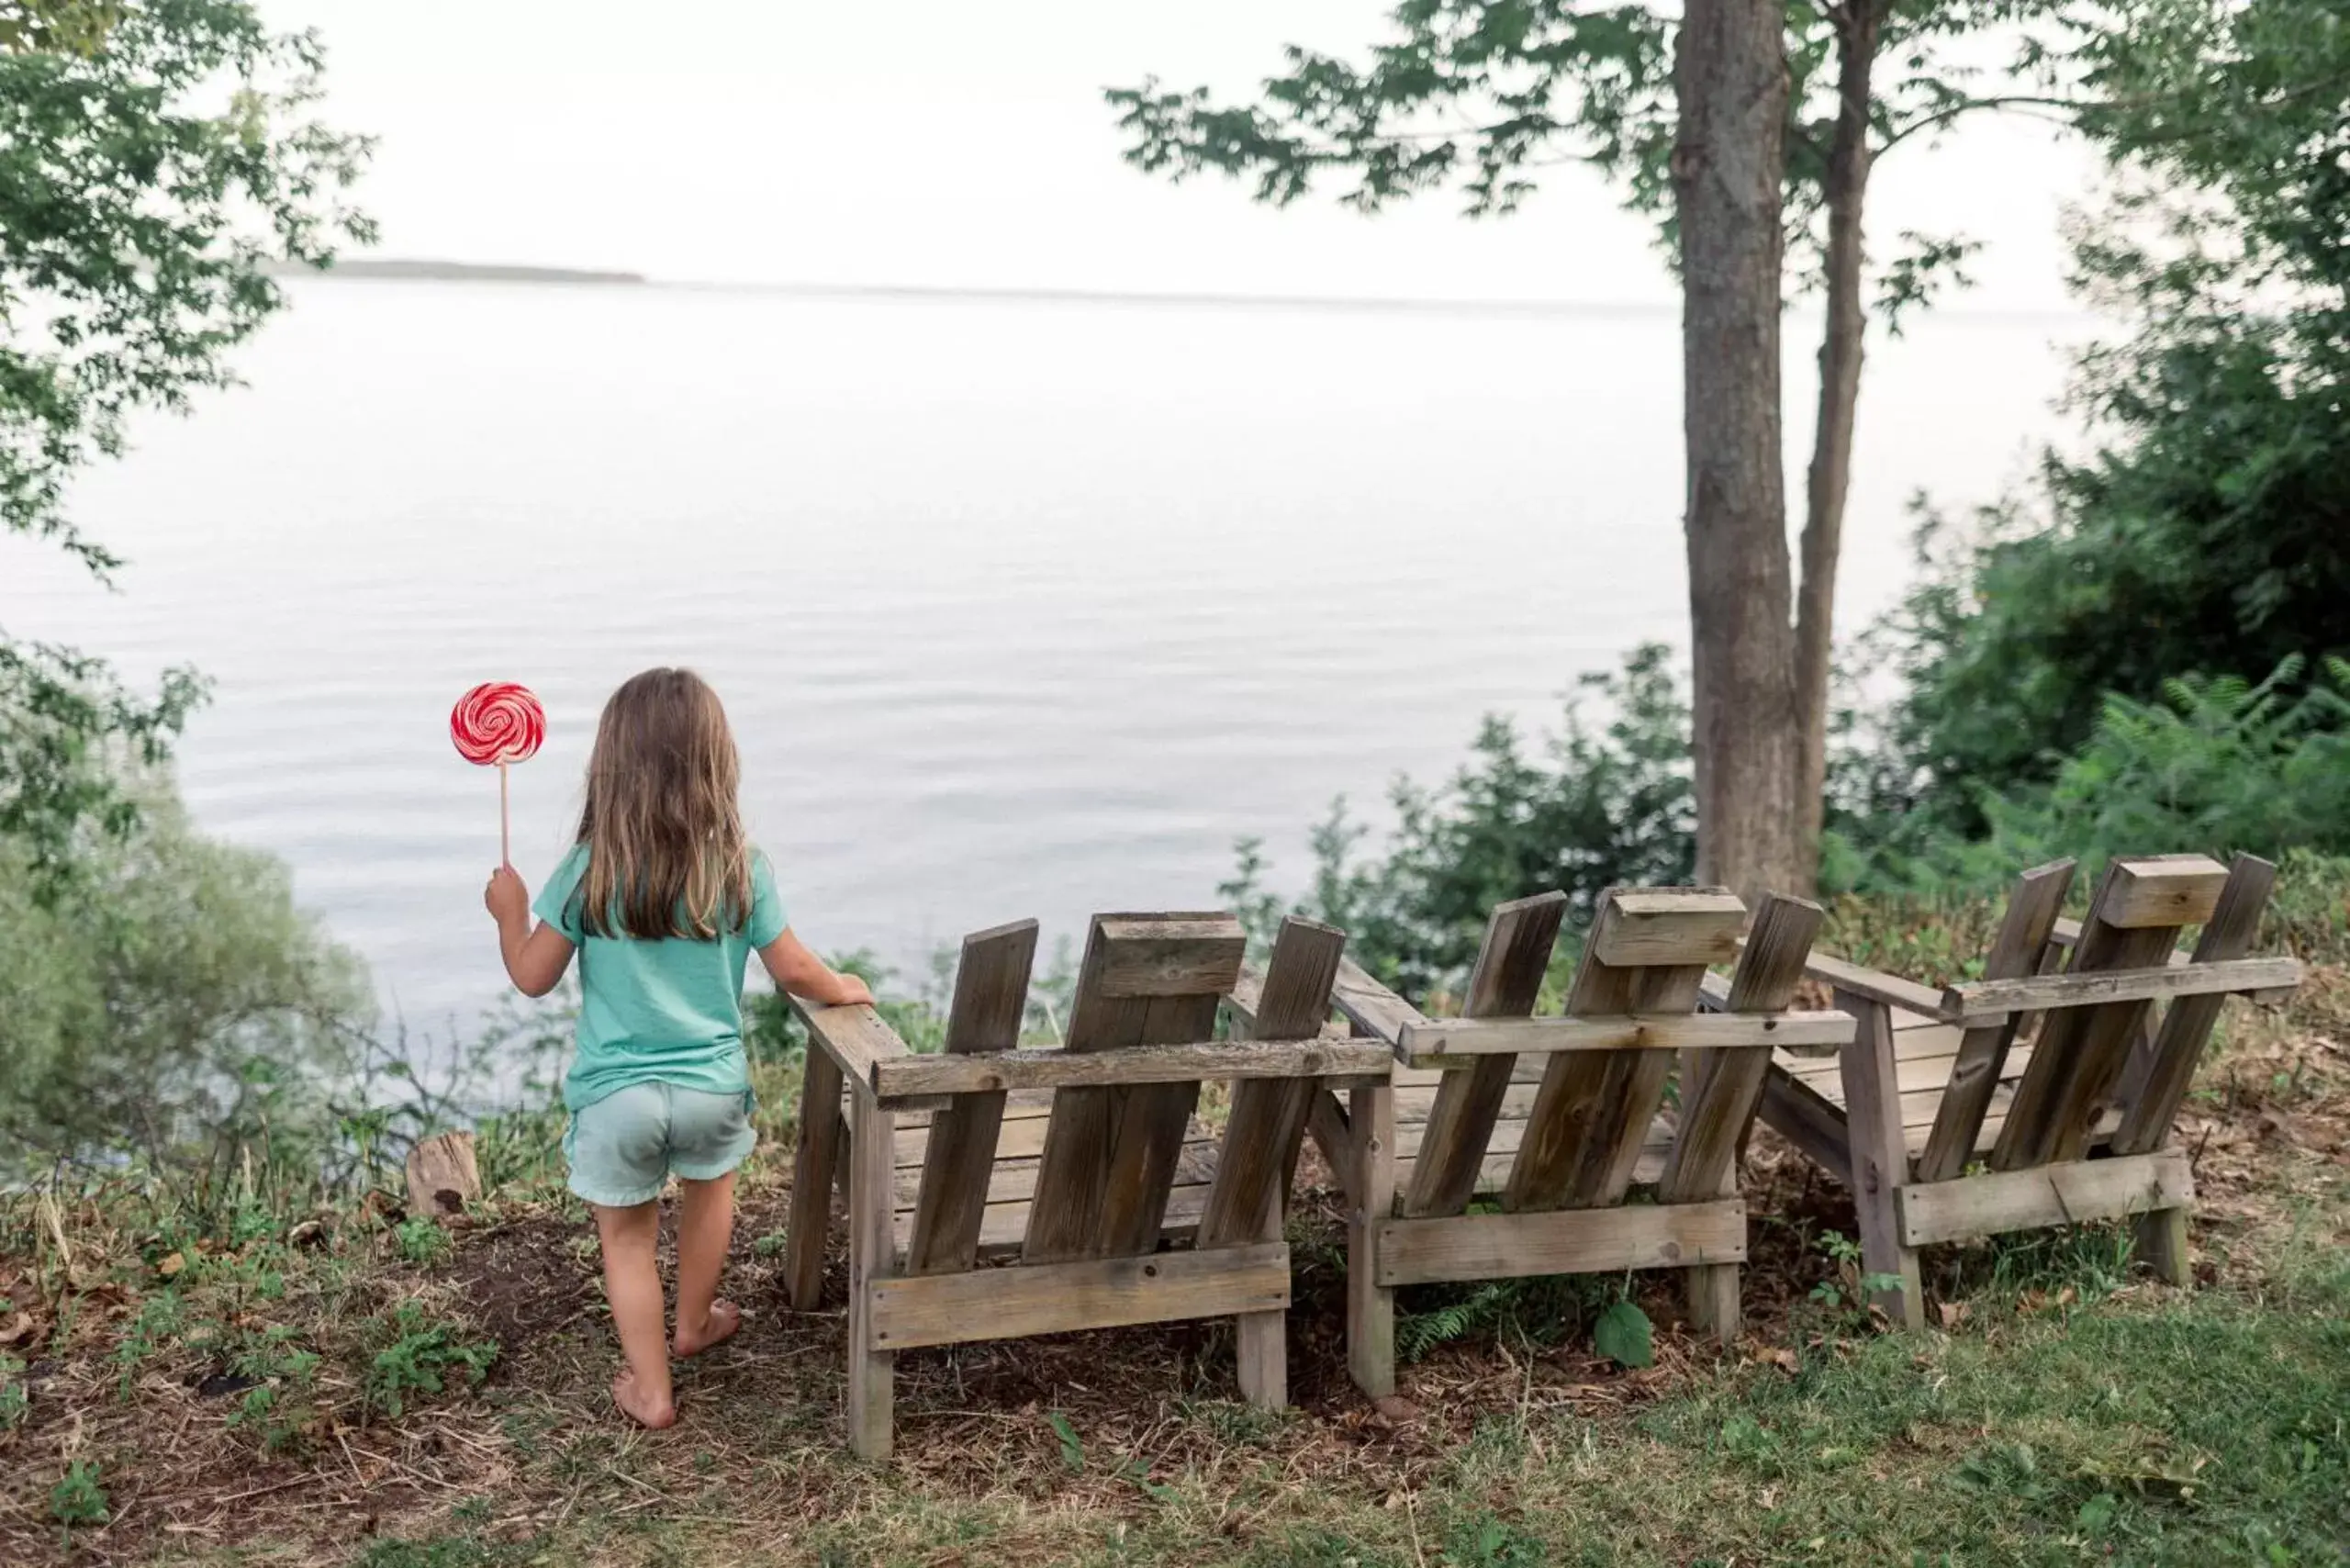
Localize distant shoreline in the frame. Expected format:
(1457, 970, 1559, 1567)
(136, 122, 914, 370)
(276, 258, 648, 286)
(276, 256, 2091, 326)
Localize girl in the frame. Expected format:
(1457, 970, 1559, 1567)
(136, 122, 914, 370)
(483, 667, 871, 1428)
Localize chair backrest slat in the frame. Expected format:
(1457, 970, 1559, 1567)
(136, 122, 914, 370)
(1991, 855, 2228, 1170)
(2112, 853, 2277, 1155)
(1396, 892, 1567, 1219)
(905, 920, 1038, 1276)
(1505, 888, 1744, 1212)
(1022, 913, 1244, 1262)
(1658, 892, 1822, 1204)
(1197, 918, 1348, 1249)
(1916, 860, 2076, 1183)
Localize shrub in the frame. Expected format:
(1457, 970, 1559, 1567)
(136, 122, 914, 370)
(1224, 644, 1694, 1002)
(0, 778, 372, 1170)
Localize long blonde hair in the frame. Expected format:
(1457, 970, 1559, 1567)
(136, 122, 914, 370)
(572, 667, 753, 941)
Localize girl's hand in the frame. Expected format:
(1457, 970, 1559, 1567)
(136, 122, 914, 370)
(485, 866, 530, 929)
(832, 972, 875, 1008)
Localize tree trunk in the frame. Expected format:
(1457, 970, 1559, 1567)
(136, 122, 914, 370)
(1792, 0, 1883, 895)
(1673, 0, 1799, 905)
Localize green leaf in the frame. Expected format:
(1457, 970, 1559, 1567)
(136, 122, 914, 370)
(1594, 1299, 1654, 1369)
(1046, 1410, 1083, 1472)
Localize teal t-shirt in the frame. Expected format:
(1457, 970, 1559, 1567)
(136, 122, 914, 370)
(533, 845, 789, 1112)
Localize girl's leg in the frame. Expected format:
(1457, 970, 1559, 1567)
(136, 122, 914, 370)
(673, 1171, 742, 1356)
(593, 1200, 677, 1428)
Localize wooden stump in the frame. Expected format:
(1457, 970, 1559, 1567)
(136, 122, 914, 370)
(405, 1132, 483, 1217)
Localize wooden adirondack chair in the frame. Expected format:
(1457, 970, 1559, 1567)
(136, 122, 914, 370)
(1754, 853, 2302, 1329)
(1291, 885, 1846, 1399)
(783, 911, 1378, 1459)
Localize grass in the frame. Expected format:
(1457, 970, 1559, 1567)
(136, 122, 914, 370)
(3, 958, 2346, 1564)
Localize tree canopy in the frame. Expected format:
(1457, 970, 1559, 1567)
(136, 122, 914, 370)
(0, 0, 372, 889)
(1845, 0, 2350, 857)
(1107, 0, 2074, 319)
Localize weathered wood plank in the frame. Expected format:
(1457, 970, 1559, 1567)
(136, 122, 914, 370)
(1093, 990, 1225, 1255)
(1589, 888, 1747, 968)
(1897, 1150, 2194, 1249)
(787, 1041, 846, 1310)
(1399, 1008, 1848, 1063)
(2099, 854, 2229, 929)
(1917, 859, 2076, 1184)
(1505, 888, 1728, 1213)
(1328, 958, 1428, 1046)
(1941, 956, 2300, 1025)
(845, 1093, 897, 1460)
(1993, 859, 2191, 1171)
(1666, 895, 1819, 1338)
(1838, 991, 1923, 1329)
(871, 1035, 1391, 1101)
(1799, 950, 1948, 1020)
(865, 1242, 1290, 1350)
(1096, 914, 1248, 998)
(2114, 853, 2280, 1156)
(1347, 1079, 1397, 1398)
(1021, 916, 1149, 1261)
(1308, 1087, 1356, 1204)
(907, 1181, 1213, 1260)
(1756, 1068, 1852, 1186)
(1374, 1199, 1747, 1288)
(1201, 918, 1347, 1249)
(792, 999, 918, 1086)
(894, 1139, 1216, 1211)
(2135, 1204, 2192, 1286)
(905, 921, 1037, 1277)
(1398, 892, 1566, 1218)
(1662, 894, 1818, 1201)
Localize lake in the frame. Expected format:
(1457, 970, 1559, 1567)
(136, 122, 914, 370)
(6, 277, 2081, 1035)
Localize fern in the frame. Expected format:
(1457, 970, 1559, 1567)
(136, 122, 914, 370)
(1396, 1282, 1521, 1361)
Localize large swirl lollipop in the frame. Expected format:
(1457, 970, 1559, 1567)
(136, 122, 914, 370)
(451, 681, 545, 865)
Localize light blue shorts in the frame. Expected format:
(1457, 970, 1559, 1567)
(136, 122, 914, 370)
(564, 1081, 756, 1208)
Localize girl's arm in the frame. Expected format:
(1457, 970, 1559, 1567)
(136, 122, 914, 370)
(485, 867, 576, 998)
(757, 928, 874, 1008)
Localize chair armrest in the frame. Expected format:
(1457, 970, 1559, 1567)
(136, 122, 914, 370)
(790, 997, 915, 1101)
(1802, 948, 1949, 1020)
(1225, 964, 1351, 1041)
(1327, 958, 1429, 1047)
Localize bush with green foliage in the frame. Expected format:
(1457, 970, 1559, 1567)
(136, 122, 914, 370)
(1846, 0, 2350, 846)
(1224, 644, 1693, 1001)
(0, 777, 371, 1169)
(1836, 655, 2350, 891)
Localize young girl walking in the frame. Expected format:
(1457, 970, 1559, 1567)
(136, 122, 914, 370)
(482, 667, 871, 1428)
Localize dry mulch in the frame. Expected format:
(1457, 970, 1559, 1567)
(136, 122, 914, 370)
(4, 1010, 2344, 1567)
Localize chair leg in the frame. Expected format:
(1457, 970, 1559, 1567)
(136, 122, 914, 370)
(1686, 1263, 1740, 1341)
(2135, 1204, 2192, 1287)
(845, 1094, 896, 1460)
(786, 1046, 844, 1311)
(1346, 1081, 1396, 1399)
(1836, 991, 1924, 1330)
(1236, 1311, 1287, 1408)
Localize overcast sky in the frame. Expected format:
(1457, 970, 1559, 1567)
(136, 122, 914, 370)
(266, 2, 2096, 309)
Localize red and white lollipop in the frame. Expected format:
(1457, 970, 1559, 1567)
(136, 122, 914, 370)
(451, 681, 545, 865)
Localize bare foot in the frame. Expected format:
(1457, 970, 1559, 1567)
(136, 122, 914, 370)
(611, 1366, 677, 1429)
(674, 1298, 742, 1358)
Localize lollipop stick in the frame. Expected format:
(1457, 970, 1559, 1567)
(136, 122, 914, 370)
(499, 760, 511, 868)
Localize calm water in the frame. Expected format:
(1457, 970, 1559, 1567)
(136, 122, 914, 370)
(6, 278, 2079, 1032)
